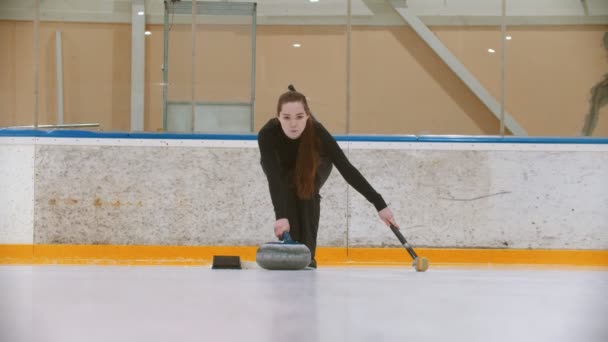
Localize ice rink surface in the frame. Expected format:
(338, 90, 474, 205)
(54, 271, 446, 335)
(1, 265, 607, 342)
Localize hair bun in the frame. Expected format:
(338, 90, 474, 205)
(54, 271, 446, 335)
(288, 84, 296, 92)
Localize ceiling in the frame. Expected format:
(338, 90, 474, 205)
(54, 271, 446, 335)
(0, 0, 606, 25)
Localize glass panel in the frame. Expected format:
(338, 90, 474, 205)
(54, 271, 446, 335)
(0, 1, 36, 128)
(162, 1, 255, 133)
(505, 0, 608, 136)
(160, 2, 194, 132)
(254, 0, 348, 134)
(31, 0, 134, 131)
(350, 0, 504, 135)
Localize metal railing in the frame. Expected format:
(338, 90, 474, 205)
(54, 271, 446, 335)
(4, 123, 100, 130)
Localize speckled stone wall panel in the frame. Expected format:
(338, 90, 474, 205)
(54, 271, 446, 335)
(0, 145, 34, 244)
(346, 149, 608, 249)
(32, 143, 608, 249)
(34, 145, 348, 246)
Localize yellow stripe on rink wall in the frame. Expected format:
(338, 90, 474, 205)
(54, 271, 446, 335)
(340, 248, 608, 267)
(1, 245, 607, 267)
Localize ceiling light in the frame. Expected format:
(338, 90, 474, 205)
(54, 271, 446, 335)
(293, 43, 301, 48)
(138, 11, 144, 16)
(145, 31, 151, 36)
(488, 48, 495, 53)
(506, 36, 512, 40)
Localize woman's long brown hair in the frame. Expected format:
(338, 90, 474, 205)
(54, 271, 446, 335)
(277, 86, 319, 200)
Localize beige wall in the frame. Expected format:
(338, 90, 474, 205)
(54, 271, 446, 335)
(1, 21, 607, 136)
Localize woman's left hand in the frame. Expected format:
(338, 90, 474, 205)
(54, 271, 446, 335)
(378, 207, 399, 228)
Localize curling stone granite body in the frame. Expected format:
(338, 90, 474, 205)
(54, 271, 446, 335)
(256, 242, 311, 270)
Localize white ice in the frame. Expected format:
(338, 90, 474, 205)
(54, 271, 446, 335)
(1, 265, 607, 342)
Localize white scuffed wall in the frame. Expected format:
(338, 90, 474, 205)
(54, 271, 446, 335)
(0, 143, 35, 244)
(347, 148, 608, 249)
(0, 137, 606, 249)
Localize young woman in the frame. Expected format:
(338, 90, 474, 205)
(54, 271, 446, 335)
(258, 85, 399, 268)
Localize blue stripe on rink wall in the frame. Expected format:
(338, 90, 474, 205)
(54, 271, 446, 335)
(1, 129, 608, 144)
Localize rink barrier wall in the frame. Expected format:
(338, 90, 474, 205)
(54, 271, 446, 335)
(1, 131, 607, 266)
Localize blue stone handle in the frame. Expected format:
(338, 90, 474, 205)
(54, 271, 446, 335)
(281, 231, 297, 244)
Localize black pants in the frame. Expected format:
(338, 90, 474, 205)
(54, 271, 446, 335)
(264, 158, 332, 260)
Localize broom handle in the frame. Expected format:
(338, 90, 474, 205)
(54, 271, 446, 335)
(389, 224, 418, 260)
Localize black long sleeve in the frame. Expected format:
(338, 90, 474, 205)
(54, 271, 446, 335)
(314, 122, 387, 211)
(258, 122, 290, 220)
(258, 118, 387, 220)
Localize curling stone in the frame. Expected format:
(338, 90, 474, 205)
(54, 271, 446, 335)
(256, 232, 311, 270)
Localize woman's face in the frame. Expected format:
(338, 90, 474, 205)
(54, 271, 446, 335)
(278, 101, 309, 139)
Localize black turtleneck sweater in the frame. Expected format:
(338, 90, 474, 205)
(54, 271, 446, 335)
(258, 118, 387, 220)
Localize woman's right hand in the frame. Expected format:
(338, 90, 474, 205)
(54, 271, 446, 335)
(274, 218, 290, 239)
